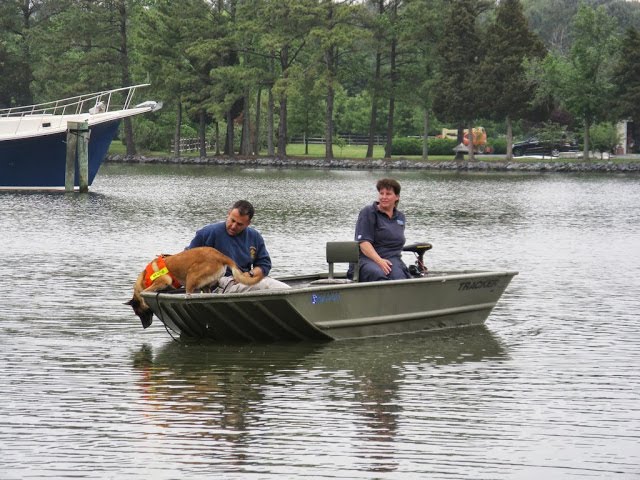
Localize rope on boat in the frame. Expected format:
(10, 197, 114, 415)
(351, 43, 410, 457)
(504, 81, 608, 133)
(155, 292, 181, 343)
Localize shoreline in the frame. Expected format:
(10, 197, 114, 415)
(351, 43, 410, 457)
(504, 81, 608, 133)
(105, 154, 640, 173)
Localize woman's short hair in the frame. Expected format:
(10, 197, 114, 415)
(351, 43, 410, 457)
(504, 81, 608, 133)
(376, 178, 401, 195)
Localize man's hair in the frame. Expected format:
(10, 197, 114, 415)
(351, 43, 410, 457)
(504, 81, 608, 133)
(376, 178, 401, 195)
(232, 200, 255, 220)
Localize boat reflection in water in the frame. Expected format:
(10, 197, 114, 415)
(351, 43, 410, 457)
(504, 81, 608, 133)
(131, 327, 506, 473)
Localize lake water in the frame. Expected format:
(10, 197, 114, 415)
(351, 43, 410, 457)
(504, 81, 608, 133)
(1, 163, 639, 479)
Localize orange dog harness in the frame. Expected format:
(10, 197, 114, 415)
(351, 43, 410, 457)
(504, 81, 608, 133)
(143, 255, 182, 289)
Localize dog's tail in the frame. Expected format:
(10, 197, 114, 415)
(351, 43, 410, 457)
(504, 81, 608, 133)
(229, 264, 263, 286)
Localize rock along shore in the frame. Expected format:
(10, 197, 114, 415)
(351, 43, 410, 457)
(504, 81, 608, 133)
(105, 154, 640, 173)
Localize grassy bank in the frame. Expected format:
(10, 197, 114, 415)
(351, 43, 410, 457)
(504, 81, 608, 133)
(109, 142, 638, 164)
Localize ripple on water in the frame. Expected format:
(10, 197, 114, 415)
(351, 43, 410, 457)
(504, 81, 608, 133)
(1, 167, 639, 478)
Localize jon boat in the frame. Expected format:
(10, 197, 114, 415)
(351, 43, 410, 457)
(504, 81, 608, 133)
(0, 84, 161, 189)
(141, 242, 518, 342)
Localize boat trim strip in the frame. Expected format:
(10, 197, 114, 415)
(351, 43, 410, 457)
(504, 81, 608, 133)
(315, 302, 497, 330)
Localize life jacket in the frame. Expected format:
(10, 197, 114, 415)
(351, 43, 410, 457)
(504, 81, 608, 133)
(143, 255, 181, 289)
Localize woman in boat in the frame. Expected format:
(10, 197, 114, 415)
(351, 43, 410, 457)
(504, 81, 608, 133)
(352, 178, 411, 282)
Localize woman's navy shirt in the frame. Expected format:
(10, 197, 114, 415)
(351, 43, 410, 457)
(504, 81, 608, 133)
(354, 202, 406, 260)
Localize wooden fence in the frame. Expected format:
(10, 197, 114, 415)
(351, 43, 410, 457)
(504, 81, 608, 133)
(289, 134, 387, 146)
(170, 134, 386, 152)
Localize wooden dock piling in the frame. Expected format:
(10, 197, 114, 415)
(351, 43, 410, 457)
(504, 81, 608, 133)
(65, 121, 90, 192)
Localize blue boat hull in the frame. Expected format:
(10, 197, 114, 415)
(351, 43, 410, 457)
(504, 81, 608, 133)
(0, 120, 120, 188)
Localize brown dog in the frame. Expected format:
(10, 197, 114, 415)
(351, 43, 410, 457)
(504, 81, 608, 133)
(126, 246, 262, 328)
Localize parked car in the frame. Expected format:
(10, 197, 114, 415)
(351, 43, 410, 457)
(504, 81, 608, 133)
(512, 137, 579, 157)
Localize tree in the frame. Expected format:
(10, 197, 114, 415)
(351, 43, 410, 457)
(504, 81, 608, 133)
(0, 0, 71, 106)
(308, 0, 369, 160)
(115, 0, 139, 155)
(287, 61, 325, 154)
(522, 0, 640, 53)
(380, 0, 400, 159)
(541, 5, 619, 159)
(137, 0, 212, 156)
(191, 0, 241, 157)
(590, 122, 620, 159)
(28, 0, 143, 154)
(363, 0, 386, 158)
(611, 27, 640, 126)
(397, 0, 444, 160)
(432, 0, 491, 161)
(521, 0, 579, 54)
(478, 0, 546, 160)
(255, 0, 320, 159)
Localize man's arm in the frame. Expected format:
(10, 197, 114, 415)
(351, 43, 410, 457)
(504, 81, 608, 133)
(250, 233, 272, 277)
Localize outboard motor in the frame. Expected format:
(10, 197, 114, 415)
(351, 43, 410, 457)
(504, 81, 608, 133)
(403, 242, 432, 277)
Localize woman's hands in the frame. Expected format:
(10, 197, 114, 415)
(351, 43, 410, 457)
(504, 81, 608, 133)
(359, 241, 392, 275)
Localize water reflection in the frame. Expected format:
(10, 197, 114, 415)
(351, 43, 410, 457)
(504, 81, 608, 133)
(132, 327, 505, 474)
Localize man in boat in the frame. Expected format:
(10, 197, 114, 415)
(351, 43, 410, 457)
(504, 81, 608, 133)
(187, 199, 290, 292)
(351, 178, 411, 282)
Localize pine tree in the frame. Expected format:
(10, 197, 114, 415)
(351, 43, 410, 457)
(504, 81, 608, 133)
(611, 27, 640, 125)
(432, 0, 491, 160)
(478, 0, 546, 159)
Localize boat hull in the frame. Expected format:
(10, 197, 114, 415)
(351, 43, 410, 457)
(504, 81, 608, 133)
(0, 120, 119, 188)
(141, 270, 517, 342)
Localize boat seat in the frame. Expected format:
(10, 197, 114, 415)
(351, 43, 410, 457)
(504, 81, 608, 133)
(310, 241, 359, 285)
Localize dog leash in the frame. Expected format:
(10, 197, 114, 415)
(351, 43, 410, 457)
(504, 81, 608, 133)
(155, 292, 181, 343)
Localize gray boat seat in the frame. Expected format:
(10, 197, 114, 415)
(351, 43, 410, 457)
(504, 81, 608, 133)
(310, 241, 359, 285)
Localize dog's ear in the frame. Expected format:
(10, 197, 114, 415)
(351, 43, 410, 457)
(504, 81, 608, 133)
(125, 298, 139, 307)
(140, 311, 153, 329)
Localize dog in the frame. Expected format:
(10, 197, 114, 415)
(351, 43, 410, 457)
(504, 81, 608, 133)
(126, 246, 262, 328)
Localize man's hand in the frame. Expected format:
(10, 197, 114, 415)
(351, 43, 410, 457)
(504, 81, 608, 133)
(243, 267, 264, 281)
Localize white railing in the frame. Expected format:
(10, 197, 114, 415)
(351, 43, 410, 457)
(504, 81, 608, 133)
(0, 84, 150, 118)
(0, 84, 152, 138)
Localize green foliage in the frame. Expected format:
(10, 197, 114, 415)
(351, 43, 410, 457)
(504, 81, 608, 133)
(590, 122, 620, 155)
(129, 118, 168, 152)
(29, 2, 131, 101)
(391, 137, 422, 156)
(488, 137, 507, 155)
(553, 6, 617, 125)
(334, 90, 372, 136)
(522, 0, 640, 53)
(535, 4, 620, 158)
(479, 0, 546, 122)
(432, 0, 489, 125)
(428, 137, 459, 155)
(334, 134, 347, 153)
(4, 0, 640, 156)
(611, 27, 640, 124)
(535, 122, 569, 143)
(391, 137, 457, 156)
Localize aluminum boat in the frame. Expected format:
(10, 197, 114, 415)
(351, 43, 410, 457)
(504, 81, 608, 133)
(140, 242, 517, 342)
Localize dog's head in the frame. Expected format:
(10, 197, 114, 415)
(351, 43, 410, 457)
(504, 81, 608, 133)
(125, 297, 153, 329)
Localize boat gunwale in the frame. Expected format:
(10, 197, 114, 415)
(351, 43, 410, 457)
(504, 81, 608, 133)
(141, 269, 519, 303)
